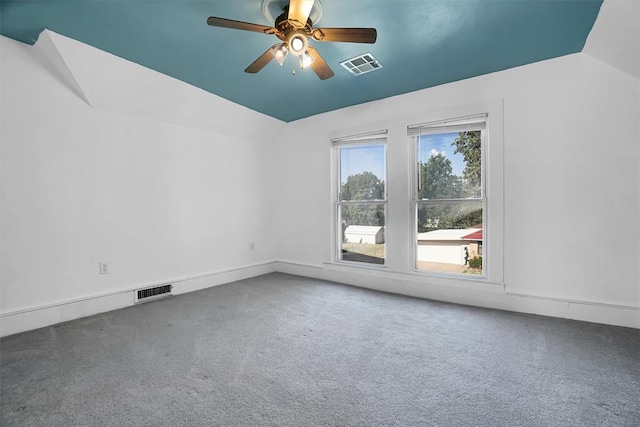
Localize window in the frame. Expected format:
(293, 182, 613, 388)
(328, 102, 503, 284)
(409, 115, 487, 276)
(333, 131, 387, 265)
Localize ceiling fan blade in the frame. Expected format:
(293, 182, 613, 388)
(207, 16, 274, 34)
(288, 0, 315, 28)
(307, 46, 334, 80)
(312, 28, 377, 44)
(244, 45, 278, 73)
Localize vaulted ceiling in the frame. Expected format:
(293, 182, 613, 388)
(1, 0, 603, 122)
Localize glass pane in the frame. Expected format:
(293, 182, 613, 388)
(339, 203, 385, 265)
(417, 130, 482, 199)
(416, 200, 483, 275)
(340, 144, 386, 201)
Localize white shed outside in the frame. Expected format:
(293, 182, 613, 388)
(344, 225, 385, 244)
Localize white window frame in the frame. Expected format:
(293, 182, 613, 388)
(407, 102, 504, 284)
(409, 115, 487, 277)
(331, 130, 388, 267)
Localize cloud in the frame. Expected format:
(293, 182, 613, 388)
(429, 148, 445, 157)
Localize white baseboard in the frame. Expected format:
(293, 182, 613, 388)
(0, 261, 277, 337)
(275, 260, 640, 329)
(2, 259, 637, 337)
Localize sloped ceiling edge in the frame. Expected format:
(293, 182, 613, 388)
(583, 0, 639, 79)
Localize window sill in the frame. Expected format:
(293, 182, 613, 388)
(408, 268, 504, 287)
(324, 261, 389, 271)
(323, 261, 504, 288)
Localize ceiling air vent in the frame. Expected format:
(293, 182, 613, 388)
(340, 53, 383, 76)
(134, 284, 173, 303)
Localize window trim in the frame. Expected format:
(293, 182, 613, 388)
(410, 119, 487, 278)
(407, 103, 503, 284)
(332, 130, 389, 267)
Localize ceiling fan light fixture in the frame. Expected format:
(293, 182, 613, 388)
(288, 33, 308, 56)
(299, 50, 315, 69)
(269, 43, 289, 65)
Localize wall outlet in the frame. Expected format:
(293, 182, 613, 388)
(99, 261, 109, 275)
(249, 243, 255, 251)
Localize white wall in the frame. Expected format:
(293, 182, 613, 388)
(274, 52, 640, 328)
(0, 34, 283, 336)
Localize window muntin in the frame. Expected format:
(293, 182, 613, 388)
(410, 116, 486, 276)
(333, 132, 387, 266)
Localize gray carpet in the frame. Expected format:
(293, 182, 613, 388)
(1, 273, 639, 426)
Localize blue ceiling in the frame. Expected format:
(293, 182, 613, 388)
(1, 0, 603, 122)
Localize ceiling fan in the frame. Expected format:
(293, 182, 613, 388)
(206, 0, 377, 80)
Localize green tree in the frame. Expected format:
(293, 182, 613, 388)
(452, 207, 483, 228)
(452, 131, 482, 198)
(417, 154, 463, 232)
(418, 201, 482, 232)
(418, 154, 462, 200)
(341, 171, 384, 201)
(340, 172, 385, 231)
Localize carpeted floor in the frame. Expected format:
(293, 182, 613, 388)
(1, 273, 639, 426)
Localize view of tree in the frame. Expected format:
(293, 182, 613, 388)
(417, 153, 462, 200)
(339, 131, 483, 234)
(452, 131, 482, 198)
(416, 134, 482, 232)
(417, 202, 482, 232)
(340, 171, 384, 201)
(341, 204, 385, 229)
(340, 172, 385, 231)
(455, 207, 483, 228)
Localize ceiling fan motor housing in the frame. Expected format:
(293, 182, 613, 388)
(274, 11, 313, 56)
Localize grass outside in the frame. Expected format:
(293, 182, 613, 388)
(342, 243, 385, 259)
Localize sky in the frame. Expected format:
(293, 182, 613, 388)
(418, 132, 466, 176)
(340, 132, 466, 183)
(340, 144, 386, 184)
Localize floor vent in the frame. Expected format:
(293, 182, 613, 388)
(135, 284, 172, 303)
(340, 53, 383, 76)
